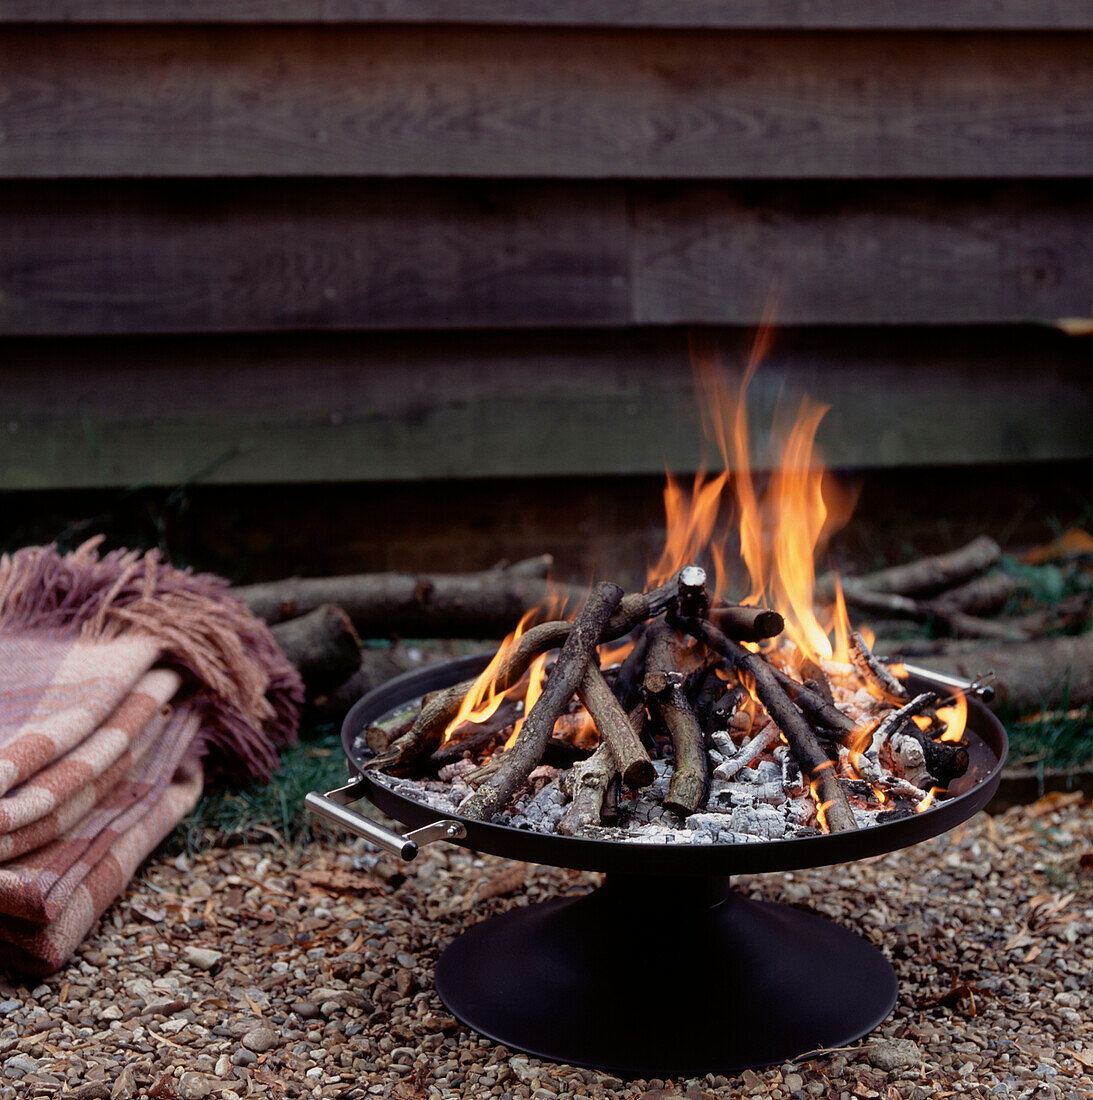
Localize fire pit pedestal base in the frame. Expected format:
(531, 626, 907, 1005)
(435, 873, 897, 1076)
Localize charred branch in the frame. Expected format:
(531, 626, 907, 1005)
(901, 724, 970, 786)
(611, 627, 649, 711)
(460, 582, 624, 821)
(849, 630, 910, 700)
(677, 564, 710, 619)
(427, 699, 523, 768)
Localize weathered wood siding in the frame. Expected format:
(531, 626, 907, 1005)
(0, 9, 1090, 491)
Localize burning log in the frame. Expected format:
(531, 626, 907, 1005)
(557, 742, 617, 837)
(366, 618, 573, 772)
(708, 604, 785, 643)
(460, 582, 624, 821)
(899, 722, 970, 787)
(577, 664, 654, 789)
(427, 699, 524, 768)
(672, 612, 857, 833)
(770, 668, 857, 740)
(713, 725, 779, 782)
(848, 630, 909, 701)
(818, 535, 1002, 601)
(368, 578, 681, 773)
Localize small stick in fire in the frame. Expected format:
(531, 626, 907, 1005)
(427, 698, 523, 768)
(848, 630, 909, 701)
(577, 664, 655, 789)
(368, 578, 680, 773)
(460, 582, 625, 821)
(671, 610, 858, 833)
(643, 619, 713, 817)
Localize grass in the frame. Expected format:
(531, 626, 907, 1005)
(166, 724, 352, 855)
(1003, 707, 1093, 773)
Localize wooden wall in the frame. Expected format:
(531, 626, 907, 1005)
(1, 4, 1090, 504)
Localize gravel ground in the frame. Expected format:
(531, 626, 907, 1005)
(0, 795, 1089, 1100)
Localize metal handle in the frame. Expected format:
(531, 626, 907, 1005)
(305, 779, 466, 861)
(898, 663, 996, 703)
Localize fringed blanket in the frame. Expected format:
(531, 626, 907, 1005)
(0, 539, 302, 973)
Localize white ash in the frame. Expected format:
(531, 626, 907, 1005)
(885, 730, 933, 791)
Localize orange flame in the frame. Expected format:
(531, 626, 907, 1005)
(937, 691, 968, 743)
(443, 608, 539, 743)
(503, 652, 549, 750)
(915, 786, 945, 812)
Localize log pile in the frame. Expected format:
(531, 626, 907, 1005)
(361, 566, 978, 843)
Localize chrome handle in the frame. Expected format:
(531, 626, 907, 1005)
(305, 779, 466, 861)
(898, 663, 996, 704)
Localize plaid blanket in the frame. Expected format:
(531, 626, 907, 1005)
(0, 540, 302, 973)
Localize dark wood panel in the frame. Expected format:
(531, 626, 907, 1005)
(3, 1, 1092, 29)
(0, 181, 628, 334)
(635, 184, 1093, 325)
(2, 27, 1092, 178)
(1, 328, 1087, 490)
(2, 181, 1092, 334)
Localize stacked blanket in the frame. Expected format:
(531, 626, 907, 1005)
(0, 539, 302, 973)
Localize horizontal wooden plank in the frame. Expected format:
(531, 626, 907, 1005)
(2, 27, 1092, 178)
(634, 184, 1093, 326)
(1, 327, 1088, 490)
(4, 1, 1093, 29)
(2, 181, 1092, 333)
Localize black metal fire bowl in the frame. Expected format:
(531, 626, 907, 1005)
(326, 653, 1007, 1077)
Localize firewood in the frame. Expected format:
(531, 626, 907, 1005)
(460, 582, 624, 821)
(817, 536, 1002, 601)
(921, 633, 1093, 711)
(611, 627, 649, 710)
(577, 664, 654, 789)
(770, 668, 857, 739)
(708, 603, 785, 643)
(930, 570, 1026, 616)
(237, 559, 588, 635)
(848, 630, 909, 700)
(671, 612, 857, 833)
(676, 564, 710, 619)
(799, 656, 835, 704)
(837, 587, 1030, 642)
(269, 603, 361, 692)
(557, 742, 617, 836)
(643, 619, 712, 816)
(365, 618, 573, 772)
(368, 578, 680, 773)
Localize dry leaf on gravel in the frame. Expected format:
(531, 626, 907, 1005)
(473, 861, 528, 902)
(296, 868, 385, 894)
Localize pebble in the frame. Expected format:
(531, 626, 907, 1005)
(867, 1038, 924, 1071)
(110, 1064, 137, 1099)
(180, 946, 222, 971)
(241, 1027, 278, 1053)
(176, 1072, 217, 1099)
(0, 794, 1080, 1100)
(1, 1054, 37, 1078)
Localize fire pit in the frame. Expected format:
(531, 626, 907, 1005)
(308, 352, 1010, 1074)
(308, 650, 1006, 1077)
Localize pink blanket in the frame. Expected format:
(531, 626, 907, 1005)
(0, 540, 302, 972)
